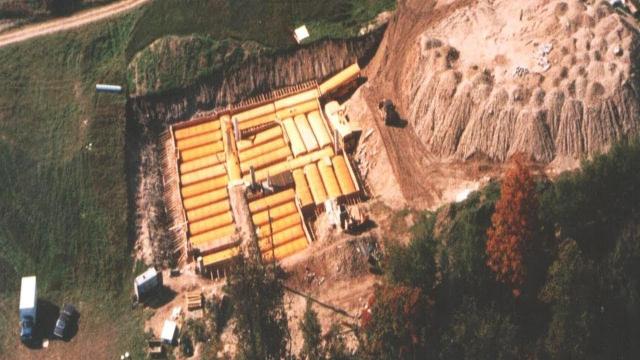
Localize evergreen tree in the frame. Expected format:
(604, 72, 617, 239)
(299, 299, 323, 360)
(225, 251, 289, 360)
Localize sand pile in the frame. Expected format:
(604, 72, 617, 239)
(374, 0, 640, 162)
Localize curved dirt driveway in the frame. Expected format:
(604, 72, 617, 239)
(0, 0, 149, 48)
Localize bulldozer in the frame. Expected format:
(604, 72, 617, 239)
(378, 99, 401, 126)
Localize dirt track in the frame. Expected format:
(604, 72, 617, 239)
(0, 0, 149, 48)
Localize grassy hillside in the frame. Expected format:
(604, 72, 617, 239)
(0, 11, 146, 356)
(126, 0, 395, 59)
(125, 0, 394, 95)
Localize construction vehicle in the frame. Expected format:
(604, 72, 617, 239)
(147, 339, 164, 358)
(326, 200, 368, 233)
(341, 204, 368, 233)
(19, 276, 37, 343)
(378, 99, 401, 126)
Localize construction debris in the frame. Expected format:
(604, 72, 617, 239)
(185, 290, 203, 311)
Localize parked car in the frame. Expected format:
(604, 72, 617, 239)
(53, 304, 77, 339)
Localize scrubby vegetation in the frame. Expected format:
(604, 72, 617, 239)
(379, 139, 640, 359)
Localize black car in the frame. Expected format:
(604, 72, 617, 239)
(53, 304, 77, 339)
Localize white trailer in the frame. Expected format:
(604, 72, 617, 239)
(19, 276, 37, 342)
(134, 267, 163, 301)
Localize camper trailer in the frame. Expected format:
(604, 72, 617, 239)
(134, 267, 163, 301)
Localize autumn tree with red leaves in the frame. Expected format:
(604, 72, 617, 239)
(486, 155, 538, 296)
(360, 284, 428, 359)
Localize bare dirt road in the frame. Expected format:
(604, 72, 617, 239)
(0, 0, 149, 48)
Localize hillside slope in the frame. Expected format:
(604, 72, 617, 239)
(366, 0, 640, 163)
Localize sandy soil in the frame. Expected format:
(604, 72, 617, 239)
(0, 0, 149, 48)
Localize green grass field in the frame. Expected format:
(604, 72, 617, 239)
(0, 11, 146, 355)
(0, 0, 394, 355)
(126, 0, 395, 60)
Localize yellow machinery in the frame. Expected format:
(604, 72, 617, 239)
(237, 126, 283, 151)
(304, 163, 328, 205)
(318, 158, 342, 199)
(180, 163, 227, 186)
(191, 224, 236, 247)
(292, 169, 314, 208)
(319, 63, 361, 96)
(332, 155, 357, 195)
(239, 138, 287, 162)
(282, 117, 307, 157)
(175, 130, 222, 151)
(258, 225, 305, 253)
(181, 175, 228, 198)
(307, 111, 332, 148)
(294, 114, 319, 152)
(240, 146, 292, 174)
(252, 202, 298, 227)
(174, 119, 221, 140)
(249, 189, 296, 213)
(189, 211, 234, 236)
(180, 153, 225, 174)
(255, 213, 301, 239)
(183, 187, 228, 211)
(186, 199, 231, 222)
(180, 141, 224, 162)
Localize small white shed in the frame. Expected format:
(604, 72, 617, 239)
(294, 25, 310, 44)
(160, 320, 178, 345)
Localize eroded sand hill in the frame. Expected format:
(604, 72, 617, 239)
(371, 0, 640, 163)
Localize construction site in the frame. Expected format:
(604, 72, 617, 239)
(161, 64, 367, 278)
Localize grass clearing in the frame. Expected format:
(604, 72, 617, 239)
(0, 11, 145, 355)
(126, 0, 395, 59)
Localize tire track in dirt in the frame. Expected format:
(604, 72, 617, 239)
(0, 0, 149, 48)
(362, 86, 438, 205)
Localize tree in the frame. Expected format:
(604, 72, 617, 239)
(225, 251, 289, 360)
(385, 215, 437, 292)
(324, 323, 352, 360)
(439, 299, 519, 360)
(540, 239, 599, 359)
(486, 155, 538, 295)
(360, 284, 428, 359)
(299, 299, 323, 360)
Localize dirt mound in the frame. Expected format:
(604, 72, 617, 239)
(368, 0, 640, 163)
